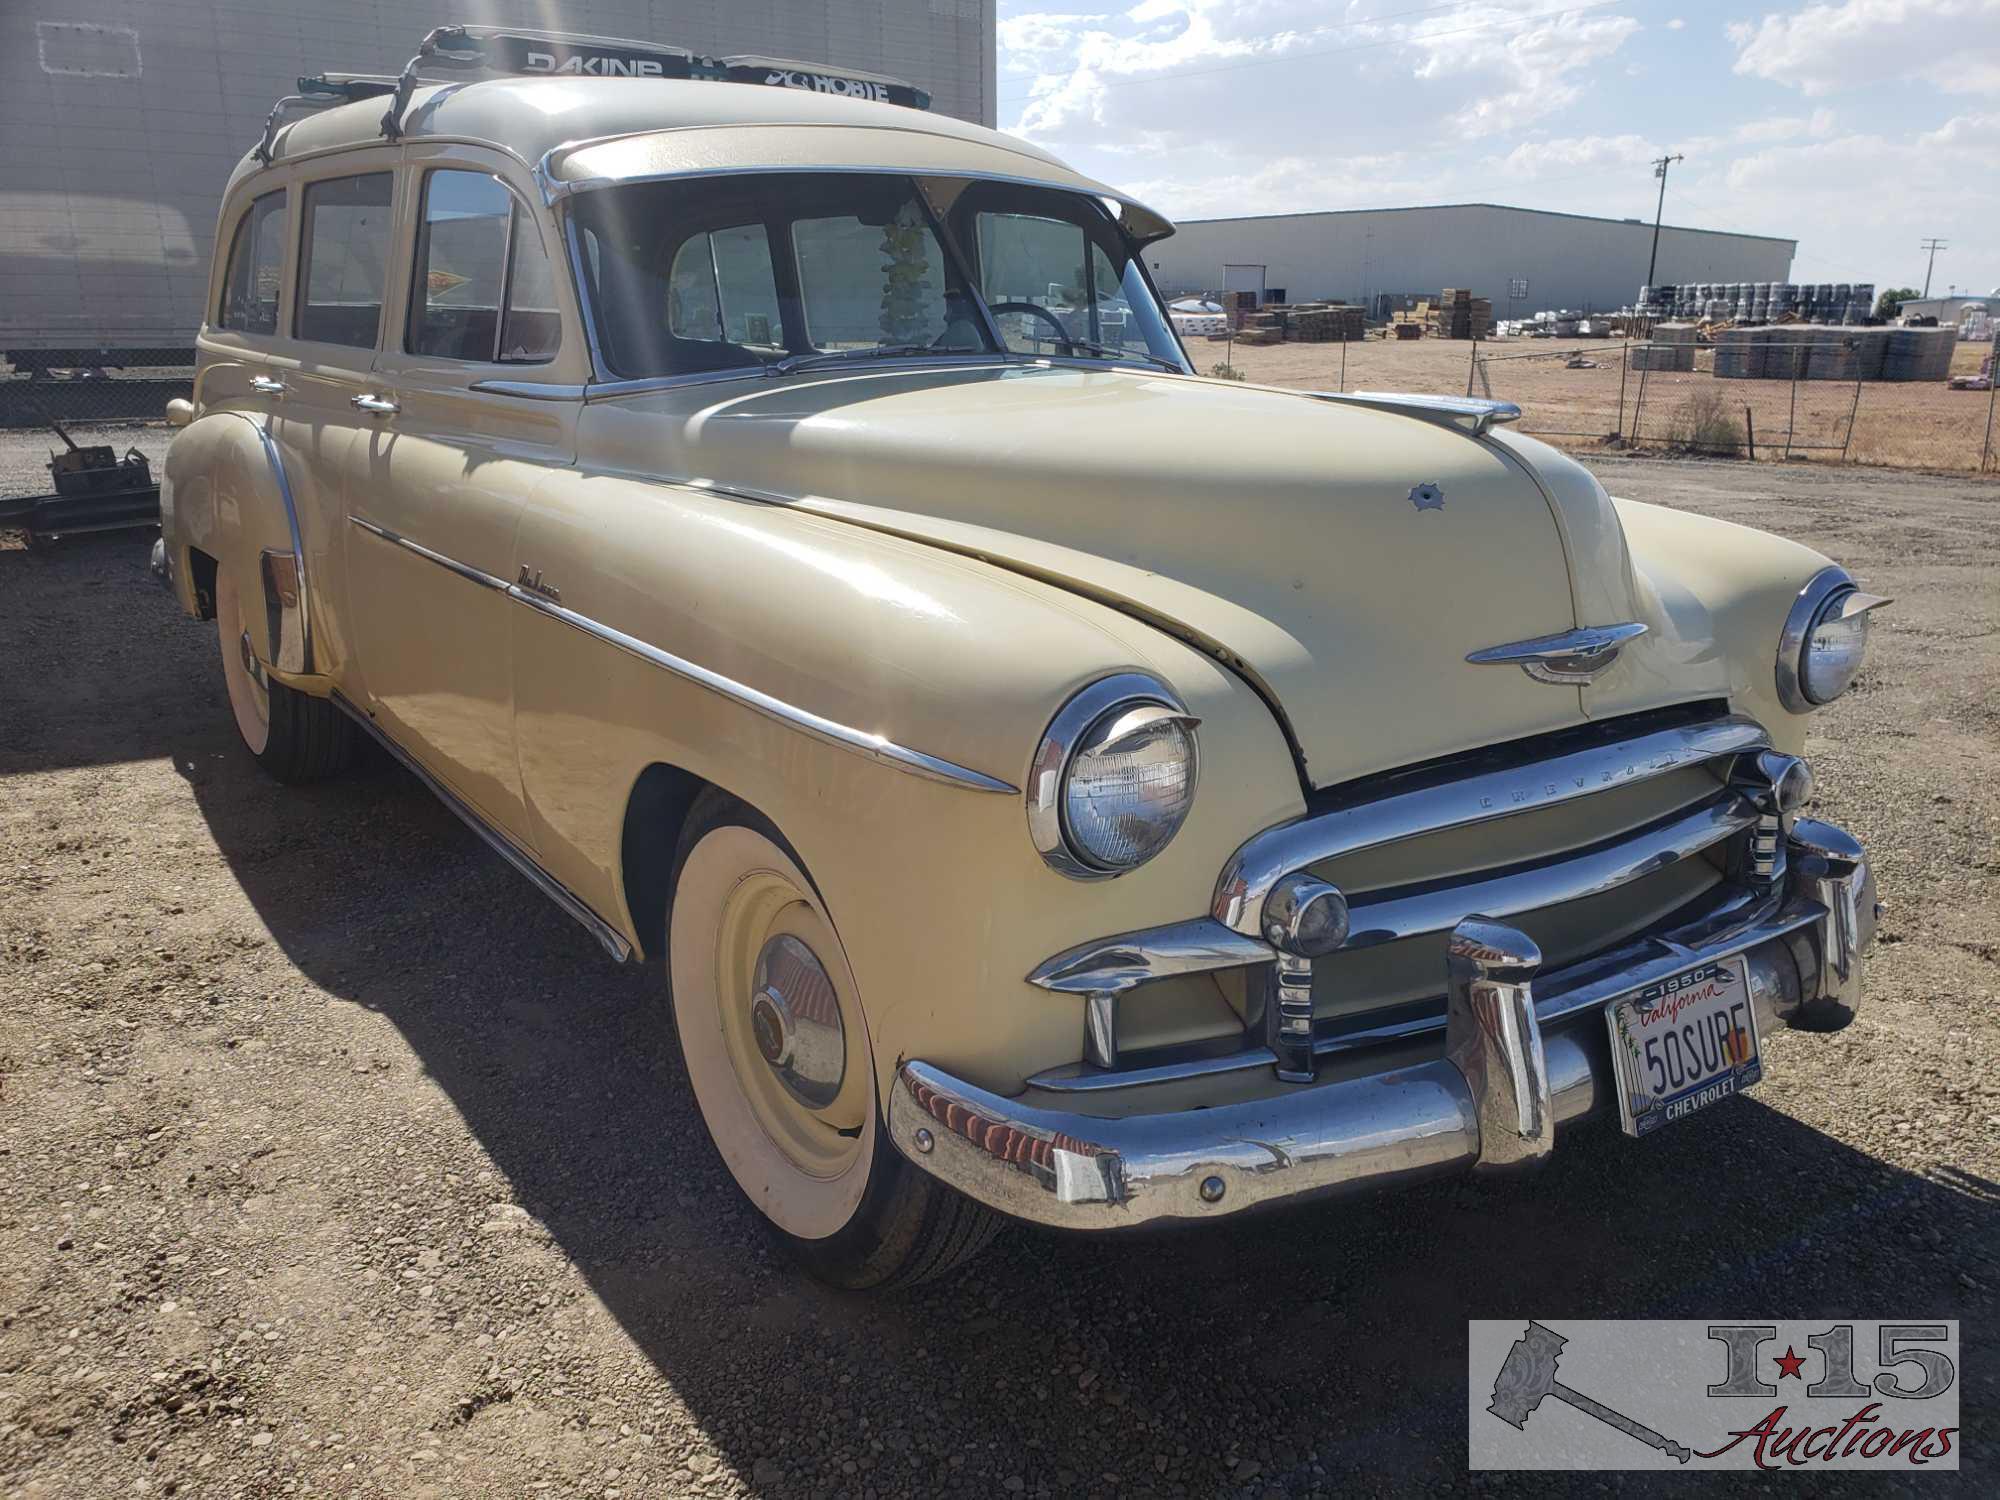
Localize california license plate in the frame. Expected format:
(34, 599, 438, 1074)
(1605, 957, 1761, 1138)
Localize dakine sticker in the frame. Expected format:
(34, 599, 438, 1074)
(1469, 1321, 1959, 1469)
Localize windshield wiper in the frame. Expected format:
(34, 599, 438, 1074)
(768, 344, 953, 377)
(1044, 339, 1183, 373)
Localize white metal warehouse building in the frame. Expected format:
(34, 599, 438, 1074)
(1146, 203, 1797, 317)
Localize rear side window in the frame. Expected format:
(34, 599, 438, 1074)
(296, 172, 393, 348)
(407, 169, 561, 363)
(218, 191, 285, 335)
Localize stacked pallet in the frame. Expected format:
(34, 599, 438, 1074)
(1234, 311, 1285, 346)
(1883, 327, 1957, 381)
(1711, 326, 1955, 382)
(1628, 322, 1698, 371)
(1430, 289, 1492, 340)
(1270, 302, 1366, 342)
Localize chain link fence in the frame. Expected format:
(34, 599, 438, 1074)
(1473, 331, 1999, 473)
(2, 354, 195, 432)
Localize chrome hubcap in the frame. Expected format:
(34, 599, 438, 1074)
(749, 934, 844, 1110)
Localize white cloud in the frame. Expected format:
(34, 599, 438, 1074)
(993, 1, 1999, 288)
(1729, 0, 2000, 96)
(1666, 16, 1686, 28)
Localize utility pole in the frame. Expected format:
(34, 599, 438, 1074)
(1644, 152, 1684, 292)
(1920, 238, 1947, 298)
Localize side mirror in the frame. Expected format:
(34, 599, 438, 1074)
(165, 398, 194, 428)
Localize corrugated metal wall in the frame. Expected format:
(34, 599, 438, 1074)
(0, 0, 996, 352)
(1146, 205, 1797, 316)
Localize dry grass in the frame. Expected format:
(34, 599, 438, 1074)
(1213, 333, 1999, 474)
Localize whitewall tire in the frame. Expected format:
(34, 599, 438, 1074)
(666, 790, 1001, 1288)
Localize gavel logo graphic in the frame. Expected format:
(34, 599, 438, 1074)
(1489, 1321, 1692, 1464)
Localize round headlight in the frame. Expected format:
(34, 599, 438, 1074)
(1777, 568, 1888, 712)
(1029, 675, 1199, 879)
(1800, 599, 1871, 705)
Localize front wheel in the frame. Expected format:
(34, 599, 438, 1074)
(215, 565, 353, 783)
(666, 790, 1000, 1289)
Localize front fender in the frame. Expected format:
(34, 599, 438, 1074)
(507, 466, 1304, 1098)
(1586, 497, 1839, 750)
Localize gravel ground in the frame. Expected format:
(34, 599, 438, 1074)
(2, 436, 1996, 1497)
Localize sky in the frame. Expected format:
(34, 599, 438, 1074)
(994, 0, 2000, 302)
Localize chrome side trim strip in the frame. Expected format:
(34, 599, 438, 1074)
(347, 513, 1017, 796)
(232, 414, 314, 673)
(1027, 917, 1274, 996)
(1212, 714, 1770, 935)
(468, 379, 589, 401)
(330, 693, 633, 963)
(349, 515, 509, 592)
(1466, 622, 1649, 684)
(504, 586, 1018, 793)
(1342, 790, 1756, 950)
(1310, 391, 1523, 436)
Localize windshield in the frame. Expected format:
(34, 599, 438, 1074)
(567, 171, 1187, 380)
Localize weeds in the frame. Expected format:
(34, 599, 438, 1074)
(1665, 388, 1744, 456)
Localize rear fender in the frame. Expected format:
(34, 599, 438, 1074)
(162, 412, 319, 687)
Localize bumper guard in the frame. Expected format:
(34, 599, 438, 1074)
(888, 817, 1875, 1230)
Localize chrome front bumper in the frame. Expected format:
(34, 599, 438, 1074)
(887, 817, 1875, 1231)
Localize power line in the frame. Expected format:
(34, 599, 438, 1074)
(996, 0, 1639, 108)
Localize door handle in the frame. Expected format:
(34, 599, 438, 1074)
(351, 394, 400, 415)
(249, 375, 288, 396)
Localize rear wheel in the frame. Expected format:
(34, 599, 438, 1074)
(665, 789, 1000, 1289)
(215, 566, 353, 783)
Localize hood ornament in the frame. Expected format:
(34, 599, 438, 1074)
(1409, 481, 1444, 512)
(1467, 622, 1648, 684)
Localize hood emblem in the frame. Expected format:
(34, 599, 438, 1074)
(1466, 622, 1649, 685)
(1409, 482, 1444, 512)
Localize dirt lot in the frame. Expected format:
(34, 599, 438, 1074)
(1215, 336, 1999, 474)
(2, 436, 1997, 1497)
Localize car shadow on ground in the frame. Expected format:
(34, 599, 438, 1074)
(15, 538, 1993, 1492)
(178, 730, 1999, 1492)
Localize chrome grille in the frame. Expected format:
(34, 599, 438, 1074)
(1030, 703, 1776, 1089)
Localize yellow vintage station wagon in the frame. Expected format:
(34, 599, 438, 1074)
(156, 26, 1884, 1287)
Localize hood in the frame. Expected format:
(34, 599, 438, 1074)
(581, 364, 1620, 790)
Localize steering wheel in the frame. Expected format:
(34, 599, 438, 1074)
(987, 300, 1075, 351)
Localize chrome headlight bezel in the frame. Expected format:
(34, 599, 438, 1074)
(1028, 673, 1199, 880)
(1776, 566, 1889, 712)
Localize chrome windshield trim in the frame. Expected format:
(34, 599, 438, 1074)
(1341, 790, 1755, 950)
(1027, 917, 1274, 996)
(1310, 391, 1523, 436)
(346, 515, 1017, 795)
(1466, 622, 1650, 684)
(1212, 714, 1770, 936)
(537, 156, 1173, 237)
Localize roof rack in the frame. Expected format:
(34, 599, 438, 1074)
(377, 24, 931, 143)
